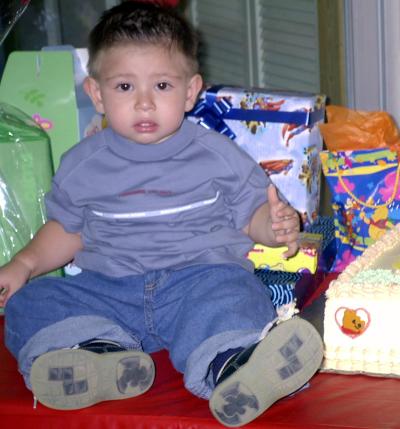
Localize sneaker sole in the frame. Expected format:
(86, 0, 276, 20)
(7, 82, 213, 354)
(30, 349, 155, 410)
(209, 317, 323, 427)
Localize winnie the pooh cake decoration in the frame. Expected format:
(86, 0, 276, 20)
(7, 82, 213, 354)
(335, 307, 370, 338)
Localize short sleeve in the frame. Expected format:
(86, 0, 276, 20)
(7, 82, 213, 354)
(45, 181, 84, 233)
(218, 144, 272, 230)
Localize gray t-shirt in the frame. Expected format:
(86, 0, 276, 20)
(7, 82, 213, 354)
(46, 120, 271, 277)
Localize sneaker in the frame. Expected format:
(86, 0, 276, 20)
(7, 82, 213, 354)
(209, 317, 323, 427)
(30, 341, 155, 410)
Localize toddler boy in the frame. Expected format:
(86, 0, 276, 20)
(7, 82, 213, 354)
(0, 2, 323, 426)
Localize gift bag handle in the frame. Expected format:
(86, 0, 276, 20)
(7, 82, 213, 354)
(336, 162, 400, 208)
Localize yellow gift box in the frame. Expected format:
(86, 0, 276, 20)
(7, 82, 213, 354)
(247, 233, 322, 273)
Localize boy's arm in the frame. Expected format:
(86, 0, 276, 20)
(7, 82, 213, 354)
(0, 220, 82, 306)
(243, 185, 300, 259)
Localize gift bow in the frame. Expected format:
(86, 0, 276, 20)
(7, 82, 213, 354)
(188, 86, 325, 141)
(191, 93, 236, 139)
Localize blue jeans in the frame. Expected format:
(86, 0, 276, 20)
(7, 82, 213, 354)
(5, 264, 277, 399)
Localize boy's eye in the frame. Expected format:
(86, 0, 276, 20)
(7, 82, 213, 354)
(157, 82, 171, 90)
(117, 83, 132, 91)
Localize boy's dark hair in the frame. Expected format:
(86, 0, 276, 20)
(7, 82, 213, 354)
(87, 1, 199, 77)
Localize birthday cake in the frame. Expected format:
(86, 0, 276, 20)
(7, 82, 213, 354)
(322, 223, 400, 376)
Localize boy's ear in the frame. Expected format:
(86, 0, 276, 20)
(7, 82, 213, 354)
(83, 77, 105, 114)
(185, 73, 203, 112)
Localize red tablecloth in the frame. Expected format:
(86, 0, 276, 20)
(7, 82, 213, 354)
(2, 274, 400, 428)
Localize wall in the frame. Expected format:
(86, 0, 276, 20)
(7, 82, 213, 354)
(345, 0, 400, 126)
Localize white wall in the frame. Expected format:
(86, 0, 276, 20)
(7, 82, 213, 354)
(345, 0, 400, 126)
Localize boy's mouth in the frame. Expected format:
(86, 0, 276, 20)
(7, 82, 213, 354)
(134, 121, 158, 133)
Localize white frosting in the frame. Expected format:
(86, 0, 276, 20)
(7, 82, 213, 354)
(323, 224, 400, 375)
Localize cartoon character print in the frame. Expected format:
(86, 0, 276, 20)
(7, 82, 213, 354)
(332, 187, 362, 249)
(281, 108, 312, 146)
(259, 159, 293, 176)
(354, 168, 398, 244)
(239, 94, 285, 135)
(360, 164, 400, 242)
(335, 307, 370, 338)
(298, 146, 319, 193)
(238, 93, 315, 146)
(332, 173, 387, 248)
(360, 206, 392, 242)
(343, 198, 362, 246)
(282, 123, 306, 146)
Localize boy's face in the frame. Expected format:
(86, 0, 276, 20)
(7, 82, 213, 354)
(85, 43, 202, 144)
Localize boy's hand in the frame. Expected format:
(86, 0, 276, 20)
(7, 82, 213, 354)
(0, 258, 32, 308)
(267, 184, 300, 259)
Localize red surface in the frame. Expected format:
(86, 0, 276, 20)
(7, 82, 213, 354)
(303, 272, 334, 308)
(2, 274, 400, 428)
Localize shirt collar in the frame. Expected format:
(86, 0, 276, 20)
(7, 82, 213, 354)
(105, 119, 196, 161)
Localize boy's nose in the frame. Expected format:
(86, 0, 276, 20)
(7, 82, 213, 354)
(135, 92, 155, 111)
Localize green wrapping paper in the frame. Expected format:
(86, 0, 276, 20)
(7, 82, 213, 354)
(0, 102, 53, 266)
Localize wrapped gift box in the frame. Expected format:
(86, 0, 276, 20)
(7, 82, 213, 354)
(187, 86, 326, 225)
(248, 232, 322, 273)
(255, 216, 335, 311)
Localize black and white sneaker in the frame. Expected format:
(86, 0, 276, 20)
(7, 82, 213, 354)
(30, 339, 155, 410)
(209, 317, 323, 427)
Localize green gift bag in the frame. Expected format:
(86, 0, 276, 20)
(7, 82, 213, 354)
(0, 102, 53, 265)
(0, 49, 80, 171)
